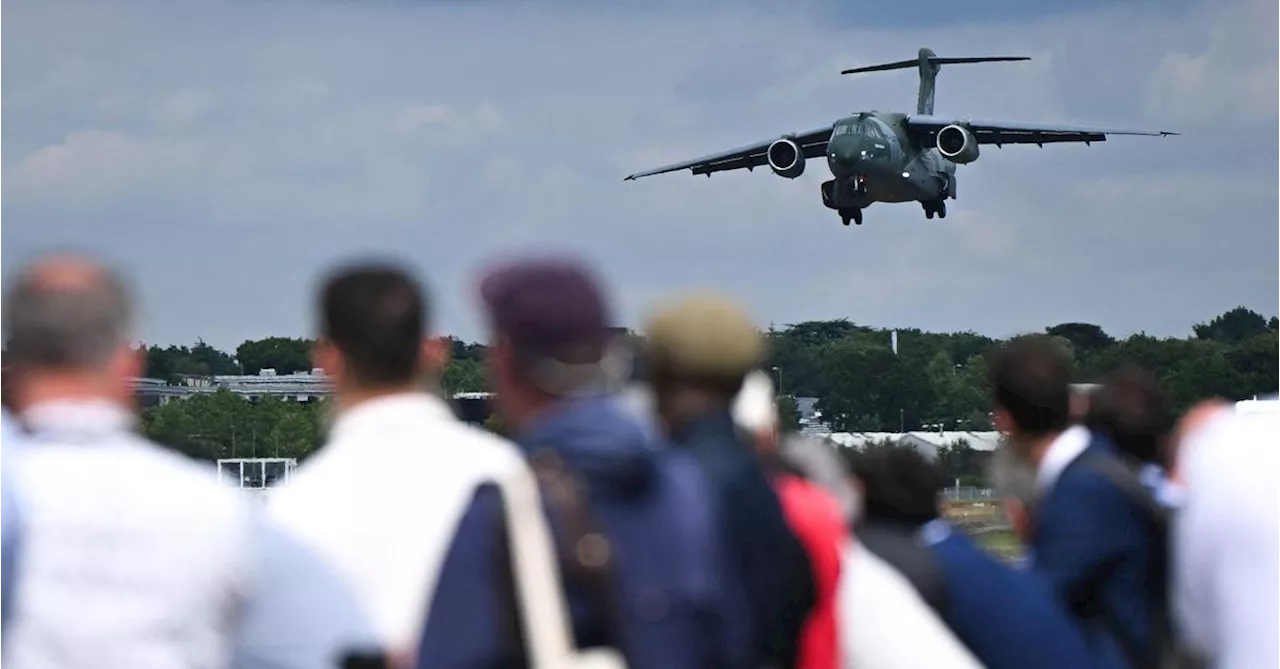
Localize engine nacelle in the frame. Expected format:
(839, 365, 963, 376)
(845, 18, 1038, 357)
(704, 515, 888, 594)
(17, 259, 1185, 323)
(936, 124, 980, 164)
(767, 138, 806, 179)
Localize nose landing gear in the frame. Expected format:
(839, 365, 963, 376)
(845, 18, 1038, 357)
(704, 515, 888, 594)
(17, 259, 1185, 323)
(922, 199, 947, 219)
(823, 179, 866, 227)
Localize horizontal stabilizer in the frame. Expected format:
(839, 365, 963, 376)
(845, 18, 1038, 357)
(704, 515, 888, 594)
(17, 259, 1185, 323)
(841, 55, 1028, 75)
(841, 48, 1031, 115)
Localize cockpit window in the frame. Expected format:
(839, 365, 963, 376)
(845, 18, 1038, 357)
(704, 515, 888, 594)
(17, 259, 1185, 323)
(834, 124, 854, 136)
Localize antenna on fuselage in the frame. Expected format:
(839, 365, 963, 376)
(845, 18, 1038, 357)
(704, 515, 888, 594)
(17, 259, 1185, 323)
(840, 47, 1029, 116)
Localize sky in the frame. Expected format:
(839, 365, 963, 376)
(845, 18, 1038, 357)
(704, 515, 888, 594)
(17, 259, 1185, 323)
(3, 0, 1277, 351)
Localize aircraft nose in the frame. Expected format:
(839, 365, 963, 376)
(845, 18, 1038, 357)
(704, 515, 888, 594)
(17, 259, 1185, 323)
(828, 137, 861, 168)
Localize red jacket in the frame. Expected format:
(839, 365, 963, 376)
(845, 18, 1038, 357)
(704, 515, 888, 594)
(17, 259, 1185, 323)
(772, 473, 848, 669)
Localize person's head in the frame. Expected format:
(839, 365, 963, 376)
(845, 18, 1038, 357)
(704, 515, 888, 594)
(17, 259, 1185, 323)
(1084, 366, 1172, 466)
(987, 336, 1074, 459)
(1069, 384, 1097, 423)
(477, 257, 618, 431)
(3, 252, 142, 411)
(642, 294, 764, 435)
(313, 262, 444, 406)
(987, 440, 1041, 540)
(732, 370, 779, 454)
(848, 446, 943, 526)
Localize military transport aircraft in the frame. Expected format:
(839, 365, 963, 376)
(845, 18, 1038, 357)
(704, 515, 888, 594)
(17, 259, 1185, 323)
(624, 48, 1177, 227)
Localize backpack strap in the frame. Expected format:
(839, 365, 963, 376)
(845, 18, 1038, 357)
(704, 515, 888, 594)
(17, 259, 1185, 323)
(1075, 450, 1171, 527)
(526, 449, 627, 653)
(1072, 450, 1206, 669)
(855, 520, 951, 617)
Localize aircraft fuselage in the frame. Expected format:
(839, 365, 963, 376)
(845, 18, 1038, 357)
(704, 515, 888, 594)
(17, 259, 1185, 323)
(822, 111, 954, 211)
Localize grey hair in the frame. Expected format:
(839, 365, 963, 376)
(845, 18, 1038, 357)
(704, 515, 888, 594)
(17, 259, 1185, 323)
(4, 259, 135, 370)
(987, 440, 1041, 511)
(780, 433, 861, 525)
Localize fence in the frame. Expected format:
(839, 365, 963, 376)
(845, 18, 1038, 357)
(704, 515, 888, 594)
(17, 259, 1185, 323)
(941, 486, 995, 502)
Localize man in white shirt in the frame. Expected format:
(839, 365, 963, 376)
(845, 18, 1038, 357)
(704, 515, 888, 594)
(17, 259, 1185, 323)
(3, 253, 376, 669)
(268, 261, 526, 656)
(1170, 402, 1279, 669)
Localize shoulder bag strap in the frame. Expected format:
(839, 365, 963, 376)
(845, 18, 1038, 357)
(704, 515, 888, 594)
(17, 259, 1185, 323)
(494, 462, 578, 669)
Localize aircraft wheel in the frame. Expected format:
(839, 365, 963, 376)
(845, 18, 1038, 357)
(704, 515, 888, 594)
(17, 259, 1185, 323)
(839, 208, 862, 226)
(937, 201, 947, 219)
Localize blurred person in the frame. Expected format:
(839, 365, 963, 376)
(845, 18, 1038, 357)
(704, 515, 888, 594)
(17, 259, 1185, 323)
(1, 347, 18, 452)
(850, 446, 1094, 669)
(417, 258, 743, 669)
(989, 337, 1165, 669)
(986, 439, 1039, 567)
(1069, 383, 1096, 424)
(1084, 366, 1183, 508)
(1083, 367, 1169, 466)
(3, 252, 377, 669)
(0, 347, 17, 652)
(643, 295, 815, 669)
(837, 537, 984, 669)
(732, 370, 846, 669)
(1169, 402, 1279, 669)
(268, 262, 527, 658)
(837, 456, 982, 669)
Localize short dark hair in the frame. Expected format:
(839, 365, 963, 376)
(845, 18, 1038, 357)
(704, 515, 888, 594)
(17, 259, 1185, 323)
(320, 263, 426, 389)
(1085, 366, 1170, 465)
(987, 336, 1074, 438)
(850, 446, 942, 525)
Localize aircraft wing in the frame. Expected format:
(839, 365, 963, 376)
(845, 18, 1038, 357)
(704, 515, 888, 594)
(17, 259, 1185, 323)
(624, 125, 834, 180)
(906, 115, 1178, 146)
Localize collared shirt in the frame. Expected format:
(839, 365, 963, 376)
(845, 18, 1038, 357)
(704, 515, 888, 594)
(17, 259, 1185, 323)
(1035, 425, 1091, 493)
(1173, 409, 1279, 669)
(268, 391, 526, 653)
(7, 398, 376, 669)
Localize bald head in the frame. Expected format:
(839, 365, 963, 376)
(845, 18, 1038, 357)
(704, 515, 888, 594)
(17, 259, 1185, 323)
(5, 253, 135, 371)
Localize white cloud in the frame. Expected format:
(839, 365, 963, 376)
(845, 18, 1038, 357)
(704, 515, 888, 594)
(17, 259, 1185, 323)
(1145, 0, 1278, 123)
(1, 0, 1274, 349)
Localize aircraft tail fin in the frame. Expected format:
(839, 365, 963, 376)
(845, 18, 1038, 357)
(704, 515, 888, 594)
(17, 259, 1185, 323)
(840, 48, 1029, 115)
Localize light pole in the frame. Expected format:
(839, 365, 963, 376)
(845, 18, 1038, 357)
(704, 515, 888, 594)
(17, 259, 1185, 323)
(771, 366, 783, 395)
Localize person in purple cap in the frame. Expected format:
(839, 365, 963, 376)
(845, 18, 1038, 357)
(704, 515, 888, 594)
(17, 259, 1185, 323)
(416, 257, 748, 669)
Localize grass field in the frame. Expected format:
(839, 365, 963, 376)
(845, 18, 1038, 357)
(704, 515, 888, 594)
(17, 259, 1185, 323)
(942, 501, 1025, 562)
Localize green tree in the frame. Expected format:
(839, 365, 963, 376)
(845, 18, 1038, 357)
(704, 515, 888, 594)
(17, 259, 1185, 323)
(1193, 307, 1270, 343)
(776, 394, 800, 433)
(1045, 323, 1114, 361)
(816, 338, 935, 432)
(235, 337, 314, 375)
(442, 358, 487, 395)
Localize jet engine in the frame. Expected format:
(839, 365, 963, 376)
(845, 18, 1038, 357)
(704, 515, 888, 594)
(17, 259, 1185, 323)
(936, 124, 980, 164)
(767, 138, 806, 179)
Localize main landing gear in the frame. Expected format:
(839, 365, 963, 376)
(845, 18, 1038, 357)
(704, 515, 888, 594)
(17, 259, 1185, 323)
(839, 208, 863, 226)
(922, 199, 947, 219)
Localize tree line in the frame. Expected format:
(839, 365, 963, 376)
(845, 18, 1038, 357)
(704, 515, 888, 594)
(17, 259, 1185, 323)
(137, 306, 1278, 463)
